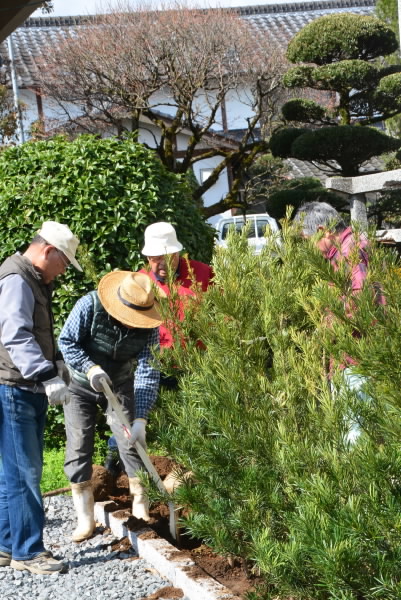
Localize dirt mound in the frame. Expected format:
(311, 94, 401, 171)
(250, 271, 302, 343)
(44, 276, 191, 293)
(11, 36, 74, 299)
(151, 455, 176, 479)
(140, 586, 183, 599)
(91, 464, 114, 500)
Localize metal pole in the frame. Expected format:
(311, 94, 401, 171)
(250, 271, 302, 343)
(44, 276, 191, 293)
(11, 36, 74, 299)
(7, 33, 25, 144)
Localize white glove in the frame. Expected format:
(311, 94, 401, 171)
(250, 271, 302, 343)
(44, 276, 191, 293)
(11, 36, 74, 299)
(43, 376, 70, 406)
(87, 365, 112, 392)
(130, 418, 147, 449)
(56, 359, 70, 385)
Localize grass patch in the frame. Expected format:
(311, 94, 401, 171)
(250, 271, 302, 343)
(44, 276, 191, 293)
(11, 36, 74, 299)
(41, 447, 69, 494)
(41, 434, 109, 494)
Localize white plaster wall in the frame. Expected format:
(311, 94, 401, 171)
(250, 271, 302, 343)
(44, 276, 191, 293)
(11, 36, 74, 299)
(42, 95, 83, 126)
(149, 88, 224, 132)
(18, 89, 39, 137)
(18, 89, 86, 140)
(224, 86, 256, 130)
(148, 84, 259, 134)
(192, 156, 230, 226)
(17, 91, 233, 224)
(125, 119, 231, 224)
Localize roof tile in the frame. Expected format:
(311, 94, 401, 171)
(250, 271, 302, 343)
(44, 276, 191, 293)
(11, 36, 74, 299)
(0, 0, 375, 87)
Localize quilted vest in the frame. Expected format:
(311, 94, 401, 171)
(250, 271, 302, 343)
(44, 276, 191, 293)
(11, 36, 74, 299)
(0, 253, 56, 387)
(70, 291, 153, 389)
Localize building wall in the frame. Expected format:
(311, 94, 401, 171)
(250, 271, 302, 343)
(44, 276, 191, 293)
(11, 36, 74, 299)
(16, 89, 233, 225)
(19, 88, 86, 139)
(149, 84, 256, 133)
(136, 121, 231, 225)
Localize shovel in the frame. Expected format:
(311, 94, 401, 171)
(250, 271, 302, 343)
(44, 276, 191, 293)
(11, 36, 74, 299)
(99, 377, 180, 541)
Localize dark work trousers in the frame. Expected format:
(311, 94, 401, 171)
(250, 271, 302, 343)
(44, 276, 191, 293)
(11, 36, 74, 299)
(63, 379, 142, 483)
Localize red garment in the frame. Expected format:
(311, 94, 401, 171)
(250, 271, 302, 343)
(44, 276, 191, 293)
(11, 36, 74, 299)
(326, 227, 385, 306)
(140, 257, 213, 348)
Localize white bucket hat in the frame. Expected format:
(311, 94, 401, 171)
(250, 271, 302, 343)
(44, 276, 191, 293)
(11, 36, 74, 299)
(141, 222, 183, 257)
(37, 220, 82, 271)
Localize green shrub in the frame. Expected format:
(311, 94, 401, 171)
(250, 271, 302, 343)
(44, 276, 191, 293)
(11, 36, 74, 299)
(44, 406, 66, 449)
(0, 134, 215, 332)
(281, 98, 327, 122)
(42, 431, 109, 493)
(286, 14, 398, 64)
(0, 134, 214, 448)
(291, 126, 401, 175)
(153, 224, 401, 599)
(266, 177, 346, 220)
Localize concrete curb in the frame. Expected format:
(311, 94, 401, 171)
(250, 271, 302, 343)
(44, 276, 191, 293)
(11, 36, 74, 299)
(94, 501, 242, 600)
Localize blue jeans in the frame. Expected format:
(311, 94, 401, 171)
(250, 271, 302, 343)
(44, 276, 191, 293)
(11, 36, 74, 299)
(108, 434, 118, 450)
(0, 385, 47, 560)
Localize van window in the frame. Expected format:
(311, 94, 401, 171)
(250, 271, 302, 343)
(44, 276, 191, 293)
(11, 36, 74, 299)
(256, 219, 271, 237)
(221, 220, 257, 240)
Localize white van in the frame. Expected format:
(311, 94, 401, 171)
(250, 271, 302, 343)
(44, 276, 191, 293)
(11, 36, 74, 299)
(215, 213, 281, 255)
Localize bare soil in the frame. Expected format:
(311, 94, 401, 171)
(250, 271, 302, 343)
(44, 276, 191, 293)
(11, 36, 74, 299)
(91, 460, 264, 599)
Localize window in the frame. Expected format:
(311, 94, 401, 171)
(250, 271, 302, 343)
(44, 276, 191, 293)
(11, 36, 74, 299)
(199, 168, 213, 184)
(256, 219, 270, 237)
(221, 219, 256, 240)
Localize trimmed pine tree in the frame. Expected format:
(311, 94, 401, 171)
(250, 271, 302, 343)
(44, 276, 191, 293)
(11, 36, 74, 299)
(153, 222, 401, 600)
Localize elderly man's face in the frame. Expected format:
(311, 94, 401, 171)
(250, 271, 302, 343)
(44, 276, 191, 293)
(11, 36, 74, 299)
(315, 227, 337, 256)
(30, 244, 70, 284)
(147, 252, 180, 280)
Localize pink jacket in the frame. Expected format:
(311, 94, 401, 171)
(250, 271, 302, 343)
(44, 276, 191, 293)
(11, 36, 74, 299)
(326, 227, 385, 370)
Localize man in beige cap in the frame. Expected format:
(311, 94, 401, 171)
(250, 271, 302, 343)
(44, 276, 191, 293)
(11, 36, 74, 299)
(0, 220, 81, 575)
(58, 271, 161, 542)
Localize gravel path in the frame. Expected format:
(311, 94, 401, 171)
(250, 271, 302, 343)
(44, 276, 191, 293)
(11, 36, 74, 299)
(0, 495, 182, 600)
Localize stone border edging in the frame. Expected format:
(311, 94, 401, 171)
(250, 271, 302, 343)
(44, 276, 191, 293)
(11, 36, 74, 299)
(94, 501, 242, 600)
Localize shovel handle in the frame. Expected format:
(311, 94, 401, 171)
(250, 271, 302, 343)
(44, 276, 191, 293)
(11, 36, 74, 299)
(99, 377, 179, 540)
(99, 377, 168, 494)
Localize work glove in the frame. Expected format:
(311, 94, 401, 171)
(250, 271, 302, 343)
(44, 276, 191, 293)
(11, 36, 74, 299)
(56, 359, 70, 386)
(87, 365, 112, 393)
(130, 418, 147, 449)
(43, 376, 70, 406)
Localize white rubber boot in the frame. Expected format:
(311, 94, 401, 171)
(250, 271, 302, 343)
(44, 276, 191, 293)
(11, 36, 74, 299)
(70, 481, 95, 542)
(128, 476, 150, 521)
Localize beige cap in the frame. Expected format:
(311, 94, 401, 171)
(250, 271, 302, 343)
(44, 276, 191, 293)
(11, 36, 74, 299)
(37, 221, 82, 271)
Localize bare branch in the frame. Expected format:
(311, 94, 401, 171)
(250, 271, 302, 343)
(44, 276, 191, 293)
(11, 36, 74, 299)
(37, 2, 287, 214)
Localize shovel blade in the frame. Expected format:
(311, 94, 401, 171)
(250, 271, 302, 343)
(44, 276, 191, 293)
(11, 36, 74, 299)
(168, 501, 180, 543)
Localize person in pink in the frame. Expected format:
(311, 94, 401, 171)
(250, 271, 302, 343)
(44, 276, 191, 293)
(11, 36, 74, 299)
(293, 201, 385, 443)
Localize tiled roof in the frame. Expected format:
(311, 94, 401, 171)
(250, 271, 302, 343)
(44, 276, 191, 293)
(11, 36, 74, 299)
(0, 0, 376, 88)
(242, 0, 375, 50)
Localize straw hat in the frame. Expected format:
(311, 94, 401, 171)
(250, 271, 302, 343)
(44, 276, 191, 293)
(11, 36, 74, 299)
(141, 222, 183, 256)
(37, 220, 82, 271)
(97, 271, 163, 328)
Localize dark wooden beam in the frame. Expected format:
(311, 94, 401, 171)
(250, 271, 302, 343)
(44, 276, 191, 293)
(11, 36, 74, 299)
(0, 1, 41, 43)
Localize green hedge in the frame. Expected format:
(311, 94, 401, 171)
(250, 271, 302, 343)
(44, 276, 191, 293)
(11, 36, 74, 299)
(0, 134, 214, 330)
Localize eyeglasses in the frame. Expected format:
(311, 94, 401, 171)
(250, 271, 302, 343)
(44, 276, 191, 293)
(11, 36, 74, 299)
(57, 249, 71, 270)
